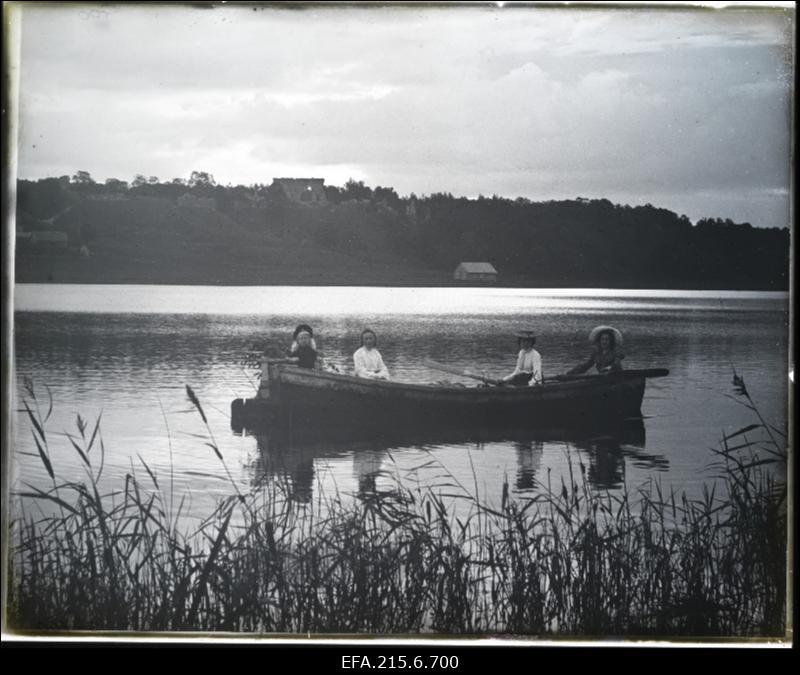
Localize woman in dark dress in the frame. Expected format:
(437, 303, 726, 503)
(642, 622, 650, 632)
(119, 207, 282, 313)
(567, 326, 625, 375)
(286, 324, 319, 369)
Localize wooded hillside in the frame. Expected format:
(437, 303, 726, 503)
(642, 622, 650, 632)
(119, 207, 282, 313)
(14, 174, 790, 289)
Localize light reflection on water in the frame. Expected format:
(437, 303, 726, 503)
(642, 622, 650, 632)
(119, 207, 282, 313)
(11, 285, 789, 523)
(14, 284, 788, 315)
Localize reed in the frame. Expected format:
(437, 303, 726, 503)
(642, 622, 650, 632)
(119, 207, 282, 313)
(6, 375, 788, 637)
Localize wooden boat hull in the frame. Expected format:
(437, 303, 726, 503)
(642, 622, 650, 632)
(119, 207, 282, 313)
(231, 364, 649, 439)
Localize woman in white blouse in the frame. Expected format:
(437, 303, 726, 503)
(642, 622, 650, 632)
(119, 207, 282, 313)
(353, 329, 390, 380)
(501, 330, 543, 386)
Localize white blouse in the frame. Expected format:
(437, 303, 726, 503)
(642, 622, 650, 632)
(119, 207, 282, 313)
(508, 348, 543, 385)
(353, 346, 390, 379)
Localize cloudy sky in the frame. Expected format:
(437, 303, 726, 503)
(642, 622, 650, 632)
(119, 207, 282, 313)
(10, 3, 794, 228)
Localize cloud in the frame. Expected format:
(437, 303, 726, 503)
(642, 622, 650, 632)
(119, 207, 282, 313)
(11, 4, 793, 228)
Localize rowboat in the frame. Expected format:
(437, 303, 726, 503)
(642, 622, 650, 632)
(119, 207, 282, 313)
(230, 362, 668, 439)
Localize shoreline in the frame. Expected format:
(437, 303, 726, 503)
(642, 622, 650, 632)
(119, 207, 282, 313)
(11, 279, 792, 293)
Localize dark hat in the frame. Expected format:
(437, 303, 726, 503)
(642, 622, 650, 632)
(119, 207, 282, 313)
(293, 323, 314, 340)
(514, 330, 537, 340)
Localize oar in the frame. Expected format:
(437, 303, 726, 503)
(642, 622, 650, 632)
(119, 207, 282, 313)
(425, 360, 669, 386)
(423, 360, 502, 385)
(427, 359, 558, 386)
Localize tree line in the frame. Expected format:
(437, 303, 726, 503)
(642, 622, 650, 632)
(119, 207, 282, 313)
(15, 171, 790, 289)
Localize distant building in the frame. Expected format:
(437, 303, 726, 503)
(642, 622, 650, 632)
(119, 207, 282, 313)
(178, 193, 217, 209)
(272, 178, 327, 205)
(30, 231, 68, 248)
(453, 262, 498, 283)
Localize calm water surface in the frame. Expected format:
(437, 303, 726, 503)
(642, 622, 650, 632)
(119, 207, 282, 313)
(11, 285, 790, 522)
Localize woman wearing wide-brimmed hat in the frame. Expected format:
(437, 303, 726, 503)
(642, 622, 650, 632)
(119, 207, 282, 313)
(567, 325, 625, 375)
(501, 330, 543, 386)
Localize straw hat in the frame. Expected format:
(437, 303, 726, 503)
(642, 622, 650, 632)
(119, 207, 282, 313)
(515, 330, 537, 341)
(589, 325, 623, 347)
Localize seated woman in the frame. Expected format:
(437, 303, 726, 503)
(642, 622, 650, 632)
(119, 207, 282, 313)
(353, 329, 390, 380)
(501, 330, 543, 386)
(567, 325, 625, 375)
(286, 323, 319, 369)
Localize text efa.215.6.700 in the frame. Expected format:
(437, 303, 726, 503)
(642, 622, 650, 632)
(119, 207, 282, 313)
(342, 656, 459, 669)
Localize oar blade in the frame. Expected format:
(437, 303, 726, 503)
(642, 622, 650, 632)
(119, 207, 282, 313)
(423, 359, 497, 385)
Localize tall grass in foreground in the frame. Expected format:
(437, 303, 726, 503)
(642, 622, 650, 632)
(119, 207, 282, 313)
(7, 377, 788, 637)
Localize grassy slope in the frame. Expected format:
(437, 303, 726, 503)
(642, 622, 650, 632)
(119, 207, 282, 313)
(15, 197, 448, 285)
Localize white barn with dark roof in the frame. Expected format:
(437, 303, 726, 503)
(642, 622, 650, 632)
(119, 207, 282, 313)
(453, 262, 498, 283)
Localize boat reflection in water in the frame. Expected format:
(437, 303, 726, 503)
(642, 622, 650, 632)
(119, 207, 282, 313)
(508, 421, 668, 491)
(248, 436, 391, 503)
(352, 448, 389, 496)
(244, 417, 668, 501)
(513, 440, 543, 491)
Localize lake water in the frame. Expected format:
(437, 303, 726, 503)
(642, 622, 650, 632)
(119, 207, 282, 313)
(10, 285, 790, 523)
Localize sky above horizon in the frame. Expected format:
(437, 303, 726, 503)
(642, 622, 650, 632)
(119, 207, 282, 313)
(10, 3, 794, 228)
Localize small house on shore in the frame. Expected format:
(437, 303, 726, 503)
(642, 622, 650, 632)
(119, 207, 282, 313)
(453, 262, 498, 284)
(272, 178, 327, 205)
